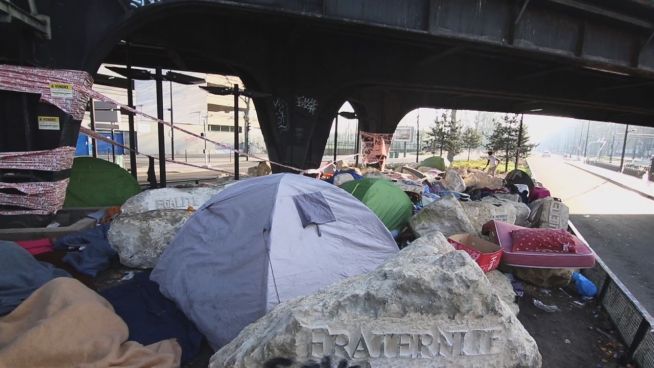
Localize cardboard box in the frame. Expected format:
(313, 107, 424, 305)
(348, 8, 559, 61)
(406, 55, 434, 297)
(448, 233, 503, 272)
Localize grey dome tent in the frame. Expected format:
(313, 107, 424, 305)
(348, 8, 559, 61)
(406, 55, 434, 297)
(151, 174, 399, 349)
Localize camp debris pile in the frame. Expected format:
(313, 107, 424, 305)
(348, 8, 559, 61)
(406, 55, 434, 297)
(0, 155, 600, 368)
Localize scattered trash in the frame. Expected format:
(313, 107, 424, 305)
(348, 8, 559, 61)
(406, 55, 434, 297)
(564, 338, 571, 344)
(593, 326, 615, 340)
(558, 287, 573, 298)
(506, 273, 525, 297)
(533, 299, 560, 313)
(119, 271, 135, 281)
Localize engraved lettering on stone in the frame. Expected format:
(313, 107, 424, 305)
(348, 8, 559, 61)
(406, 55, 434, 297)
(154, 196, 199, 210)
(417, 333, 434, 358)
(333, 332, 350, 359)
(304, 326, 502, 361)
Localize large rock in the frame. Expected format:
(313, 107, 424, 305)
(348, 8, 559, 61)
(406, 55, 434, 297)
(108, 210, 192, 268)
(210, 233, 541, 368)
(486, 271, 519, 315)
(463, 170, 504, 190)
(492, 193, 521, 202)
(443, 169, 466, 192)
(121, 187, 221, 214)
(410, 196, 478, 237)
(481, 197, 531, 227)
(461, 200, 517, 232)
(247, 161, 272, 177)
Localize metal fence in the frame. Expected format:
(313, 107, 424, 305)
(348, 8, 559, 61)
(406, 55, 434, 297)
(570, 221, 654, 367)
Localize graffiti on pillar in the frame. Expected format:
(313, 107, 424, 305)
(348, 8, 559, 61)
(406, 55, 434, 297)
(273, 98, 289, 131)
(296, 96, 319, 115)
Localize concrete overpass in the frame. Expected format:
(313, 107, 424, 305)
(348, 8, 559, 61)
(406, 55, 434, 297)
(2, 0, 654, 169)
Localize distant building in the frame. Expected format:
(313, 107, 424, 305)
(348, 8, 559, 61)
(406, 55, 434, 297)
(79, 65, 266, 166)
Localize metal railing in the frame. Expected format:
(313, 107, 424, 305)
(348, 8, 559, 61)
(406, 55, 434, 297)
(570, 221, 654, 367)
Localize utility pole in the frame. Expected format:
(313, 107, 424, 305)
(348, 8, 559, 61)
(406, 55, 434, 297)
(234, 84, 240, 180)
(333, 113, 339, 162)
(244, 97, 250, 161)
(416, 110, 420, 163)
(155, 68, 166, 187)
(620, 124, 630, 172)
(169, 79, 174, 160)
(583, 120, 590, 161)
(89, 99, 97, 158)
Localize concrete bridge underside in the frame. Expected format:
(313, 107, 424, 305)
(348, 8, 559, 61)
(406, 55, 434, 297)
(2, 0, 654, 169)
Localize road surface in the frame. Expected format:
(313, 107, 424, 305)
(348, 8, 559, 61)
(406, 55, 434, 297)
(528, 156, 654, 314)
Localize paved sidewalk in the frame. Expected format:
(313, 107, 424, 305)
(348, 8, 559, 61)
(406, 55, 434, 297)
(566, 160, 654, 200)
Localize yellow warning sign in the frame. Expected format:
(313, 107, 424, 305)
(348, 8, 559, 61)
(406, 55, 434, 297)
(49, 83, 73, 99)
(38, 116, 60, 130)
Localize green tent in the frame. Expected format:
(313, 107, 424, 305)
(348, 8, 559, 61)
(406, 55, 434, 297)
(340, 178, 413, 233)
(63, 157, 141, 208)
(419, 156, 450, 171)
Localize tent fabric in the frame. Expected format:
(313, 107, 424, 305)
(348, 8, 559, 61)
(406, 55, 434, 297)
(53, 223, 116, 277)
(339, 178, 413, 233)
(63, 157, 141, 208)
(419, 156, 450, 170)
(100, 272, 204, 364)
(0, 278, 181, 368)
(293, 192, 336, 230)
(0, 241, 69, 316)
(151, 174, 398, 350)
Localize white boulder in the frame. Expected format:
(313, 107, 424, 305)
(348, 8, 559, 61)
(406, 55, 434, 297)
(443, 169, 466, 192)
(410, 196, 478, 237)
(107, 210, 192, 268)
(210, 232, 541, 368)
(461, 200, 517, 232)
(121, 187, 221, 214)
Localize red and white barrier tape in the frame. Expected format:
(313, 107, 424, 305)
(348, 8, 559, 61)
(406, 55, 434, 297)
(0, 64, 347, 176)
(0, 64, 93, 120)
(0, 179, 69, 215)
(0, 146, 75, 171)
(83, 89, 305, 173)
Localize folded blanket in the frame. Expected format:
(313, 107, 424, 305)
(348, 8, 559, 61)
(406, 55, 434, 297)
(0, 278, 181, 368)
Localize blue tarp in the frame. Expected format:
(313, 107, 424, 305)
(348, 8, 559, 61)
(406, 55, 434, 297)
(100, 272, 204, 364)
(54, 224, 116, 277)
(0, 241, 69, 316)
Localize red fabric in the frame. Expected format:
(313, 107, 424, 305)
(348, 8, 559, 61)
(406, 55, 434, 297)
(511, 228, 577, 253)
(15, 238, 54, 255)
(529, 186, 551, 201)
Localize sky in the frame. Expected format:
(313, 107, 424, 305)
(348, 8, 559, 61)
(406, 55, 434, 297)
(395, 108, 580, 146)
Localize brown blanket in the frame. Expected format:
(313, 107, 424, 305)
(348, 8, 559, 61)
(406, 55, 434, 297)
(0, 277, 181, 368)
